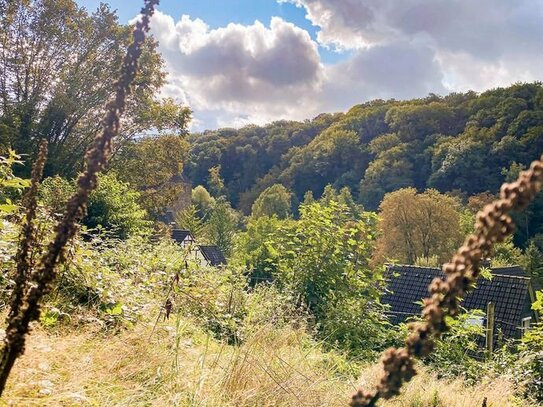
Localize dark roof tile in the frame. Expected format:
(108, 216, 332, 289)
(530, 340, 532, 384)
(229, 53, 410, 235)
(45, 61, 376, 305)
(382, 264, 532, 339)
(199, 245, 227, 266)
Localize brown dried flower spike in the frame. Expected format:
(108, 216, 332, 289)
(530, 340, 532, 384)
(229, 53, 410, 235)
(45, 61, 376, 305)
(0, 0, 160, 395)
(351, 155, 543, 406)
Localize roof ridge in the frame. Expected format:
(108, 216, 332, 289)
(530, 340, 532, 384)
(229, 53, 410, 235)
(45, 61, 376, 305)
(489, 274, 531, 281)
(386, 263, 440, 271)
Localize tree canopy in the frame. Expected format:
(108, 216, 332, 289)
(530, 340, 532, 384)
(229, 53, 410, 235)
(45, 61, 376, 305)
(0, 0, 190, 177)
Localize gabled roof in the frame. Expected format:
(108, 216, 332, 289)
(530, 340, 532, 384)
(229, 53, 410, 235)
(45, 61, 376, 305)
(382, 264, 533, 339)
(171, 229, 193, 244)
(199, 245, 227, 266)
(491, 266, 528, 278)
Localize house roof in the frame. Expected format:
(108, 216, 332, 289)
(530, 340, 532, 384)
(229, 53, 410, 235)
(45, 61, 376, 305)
(491, 266, 528, 278)
(171, 229, 193, 244)
(382, 264, 533, 339)
(199, 245, 227, 266)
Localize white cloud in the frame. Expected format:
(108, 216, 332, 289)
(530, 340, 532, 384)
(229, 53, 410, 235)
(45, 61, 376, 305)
(148, 2, 543, 130)
(281, 0, 543, 95)
(280, 0, 543, 53)
(149, 12, 325, 128)
(321, 41, 445, 112)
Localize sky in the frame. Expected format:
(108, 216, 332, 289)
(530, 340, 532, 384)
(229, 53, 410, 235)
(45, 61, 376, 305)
(76, 0, 543, 131)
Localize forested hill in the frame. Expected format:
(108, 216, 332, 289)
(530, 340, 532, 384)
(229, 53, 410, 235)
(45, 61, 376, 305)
(187, 82, 543, 213)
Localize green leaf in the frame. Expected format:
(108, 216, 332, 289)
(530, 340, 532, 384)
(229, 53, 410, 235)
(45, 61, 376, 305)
(2, 178, 30, 188)
(106, 303, 123, 315)
(0, 204, 20, 213)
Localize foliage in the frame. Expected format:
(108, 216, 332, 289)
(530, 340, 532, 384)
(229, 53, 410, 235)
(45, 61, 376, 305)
(514, 293, 543, 402)
(375, 188, 463, 264)
(175, 205, 205, 239)
(85, 173, 150, 238)
(251, 184, 292, 219)
(38, 175, 76, 214)
(112, 135, 191, 219)
(40, 173, 150, 238)
(207, 165, 226, 198)
(257, 199, 388, 353)
(502, 162, 543, 247)
(395, 310, 486, 384)
(234, 215, 286, 282)
(426, 311, 486, 383)
(0, 0, 171, 177)
(490, 236, 525, 267)
(206, 197, 239, 258)
(414, 255, 440, 268)
(191, 185, 215, 218)
(0, 150, 30, 214)
(187, 84, 543, 249)
(168, 262, 247, 343)
(522, 242, 543, 283)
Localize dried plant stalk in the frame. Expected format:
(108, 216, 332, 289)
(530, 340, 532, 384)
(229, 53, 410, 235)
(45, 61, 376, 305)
(351, 156, 543, 406)
(7, 140, 48, 322)
(0, 0, 159, 395)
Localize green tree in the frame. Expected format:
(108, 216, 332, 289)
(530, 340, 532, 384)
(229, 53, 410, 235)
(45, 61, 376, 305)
(39, 173, 149, 238)
(191, 185, 215, 219)
(38, 176, 76, 214)
(207, 198, 238, 258)
(491, 236, 524, 267)
(251, 184, 292, 219)
(264, 199, 386, 352)
(112, 135, 191, 219)
(175, 205, 204, 239)
(208, 165, 226, 198)
(375, 188, 463, 264)
(522, 242, 543, 284)
(85, 173, 150, 238)
(359, 143, 415, 210)
(0, 0, 172, 176)
(234, 215, 286, 282)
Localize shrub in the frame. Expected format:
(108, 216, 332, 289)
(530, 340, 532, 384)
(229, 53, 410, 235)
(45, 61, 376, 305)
(254, 199, 389, 354)
(40, 173, 151, 238)
(396, 310, 487, 384)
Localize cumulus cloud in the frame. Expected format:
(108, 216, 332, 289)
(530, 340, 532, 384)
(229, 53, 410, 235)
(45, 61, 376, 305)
(281, 0, 543, 54)
(278, 0, 543, 104)
(148, 2, 543, 130)
(149, 11, 325, 127)
(321, 41, 445, 112)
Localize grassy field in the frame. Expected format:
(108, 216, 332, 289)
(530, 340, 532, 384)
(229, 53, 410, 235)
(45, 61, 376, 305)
(2, 316, 531, 407)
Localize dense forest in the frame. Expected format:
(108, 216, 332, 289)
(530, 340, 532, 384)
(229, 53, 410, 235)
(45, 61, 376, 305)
(1, 1, 543, 406)
(187, 83, 543, 247)
(189, 85, 539, 203)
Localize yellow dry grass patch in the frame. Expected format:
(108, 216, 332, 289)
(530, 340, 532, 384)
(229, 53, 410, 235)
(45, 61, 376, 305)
(0, 320, 532, 407)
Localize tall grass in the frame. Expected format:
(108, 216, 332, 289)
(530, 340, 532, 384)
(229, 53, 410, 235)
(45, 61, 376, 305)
(3, 316, 534, 407)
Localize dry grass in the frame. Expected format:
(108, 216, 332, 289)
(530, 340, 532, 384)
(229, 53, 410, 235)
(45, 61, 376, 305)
(0, 319, 533, 407)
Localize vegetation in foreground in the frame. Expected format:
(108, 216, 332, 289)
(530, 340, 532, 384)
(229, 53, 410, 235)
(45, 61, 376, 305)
(4, 319, 534, 407)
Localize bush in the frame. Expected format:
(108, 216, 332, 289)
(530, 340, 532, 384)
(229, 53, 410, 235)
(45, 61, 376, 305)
(86, 173, 150, 238)
(40, 173, 151, 238)
(396, 310, 487, 384)
(245, 199, 389, 355)
(50, 233, 182, 327)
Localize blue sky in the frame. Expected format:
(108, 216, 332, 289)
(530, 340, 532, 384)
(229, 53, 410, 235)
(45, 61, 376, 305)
(76, 0, 543, 130)
(76, 0, 349, 63)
